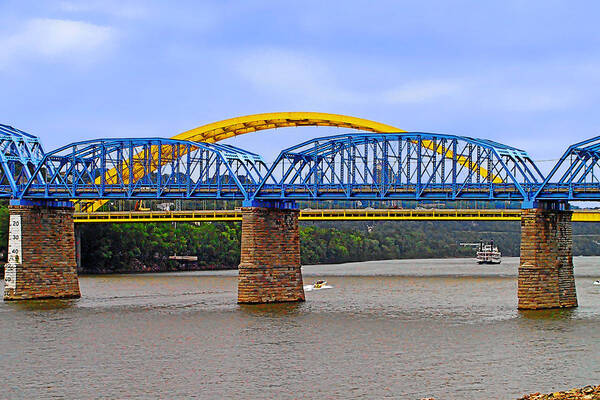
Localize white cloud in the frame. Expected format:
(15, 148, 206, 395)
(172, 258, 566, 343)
(0, 18, 115, 69)
(236, 48, 361, 105)
(235, 48, 460, 107)
(233, 47, 590, 116)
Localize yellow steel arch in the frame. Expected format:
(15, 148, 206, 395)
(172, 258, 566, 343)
(84, 112, 500, 212)
(171, 112, 402, 143)
(169, 111, 500, 184)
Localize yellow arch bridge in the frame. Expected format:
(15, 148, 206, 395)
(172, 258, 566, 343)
(82, 112, 505, 212)
(77, 112, 599, 223)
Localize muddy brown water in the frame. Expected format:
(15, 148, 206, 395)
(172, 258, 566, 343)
(1, 257, 599, 399)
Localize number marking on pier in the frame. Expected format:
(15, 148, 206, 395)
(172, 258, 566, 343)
(5, 215, 22, 288)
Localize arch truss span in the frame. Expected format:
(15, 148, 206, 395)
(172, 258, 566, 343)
(252, 133, 544, 202)
(84, 112, 405, 212)
(534, 136, 600, 201)
(20, 138, 268, 201)
(173, 112, 403, 143)
(0, 124, 50, 197)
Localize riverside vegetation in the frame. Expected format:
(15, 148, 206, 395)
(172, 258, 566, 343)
(79, 220, 516, 273)
(77, 218, 600, 274)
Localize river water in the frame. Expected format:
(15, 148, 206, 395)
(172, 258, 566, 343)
(1, 257, 600, 399)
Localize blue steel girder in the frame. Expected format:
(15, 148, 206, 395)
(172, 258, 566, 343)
(0, 124, 51, 197)
(10, 122, 600, 204)
(251, 132, 543, 202)
(534, 136, 600, 201)
(20, 138, 268, 200)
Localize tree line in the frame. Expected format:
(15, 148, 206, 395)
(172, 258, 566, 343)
(77, 218, 600, 273)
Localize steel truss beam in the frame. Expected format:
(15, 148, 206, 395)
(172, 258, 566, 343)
(5, 122, 600, 204)
(534, 136, 600, 201)
(0, 124, 51, 197)
(252, 133, 543, 202)
(19, 138, 268, 200)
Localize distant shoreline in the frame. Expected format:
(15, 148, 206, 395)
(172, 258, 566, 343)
(2, 255, 600, 276)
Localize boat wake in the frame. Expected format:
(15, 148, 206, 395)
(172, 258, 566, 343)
(304, 284, 333, 292)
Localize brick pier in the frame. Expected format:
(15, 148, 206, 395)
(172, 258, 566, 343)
(238, 206, 305, 304)
(3, 201, 81, 301)
(518, 205, 577, 310)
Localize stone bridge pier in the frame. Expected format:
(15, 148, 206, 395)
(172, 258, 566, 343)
(3, 200, 80, 301)
(0, 197, 579, 310)
(518, 202, 577, 310)
(238, 201, 305, 304)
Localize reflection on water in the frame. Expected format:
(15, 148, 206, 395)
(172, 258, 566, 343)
(1, 256, 599, 399)
(5, 298, 78, 311)
(238, 302, 304, 317)
(518, 308, 578, 321)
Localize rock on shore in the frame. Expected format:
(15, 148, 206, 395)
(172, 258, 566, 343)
(419, 385, 600, 400)
(518, 385, 600, 399)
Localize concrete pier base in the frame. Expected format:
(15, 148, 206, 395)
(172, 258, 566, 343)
(238, 207, 304, 304)
(518, 207, 577, 310)
(3, 201, 80, 301)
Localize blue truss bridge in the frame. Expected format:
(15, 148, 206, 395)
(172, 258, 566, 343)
(2, 121, 600, 207)
(0, 113, 592, 309)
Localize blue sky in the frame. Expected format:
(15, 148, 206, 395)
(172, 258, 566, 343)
(1, 0, 599, 168)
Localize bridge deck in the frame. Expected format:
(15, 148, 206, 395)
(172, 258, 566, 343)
(72, 209, 600, 223)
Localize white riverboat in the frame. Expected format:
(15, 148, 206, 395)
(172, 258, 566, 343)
(460, 240, 502, 264)
(476, 241, 502, 264)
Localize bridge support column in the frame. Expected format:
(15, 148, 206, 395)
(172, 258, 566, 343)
(518, 204, 577, 310)
(3, 200, 80, 301)
(238, 203, 304, 304)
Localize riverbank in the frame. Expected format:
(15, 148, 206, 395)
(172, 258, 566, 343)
(518, 385, 600, 399)
(79, 259, 235, 274)
(421, 385, 600, 400)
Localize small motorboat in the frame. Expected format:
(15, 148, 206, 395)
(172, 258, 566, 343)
(303, 280, 331, 292)
(313, 279, 327, 289)
(593, 280, 600, 286)
(313, 280, 327, 289)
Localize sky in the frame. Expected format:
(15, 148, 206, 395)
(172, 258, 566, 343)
(1, 0, 599, 170)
